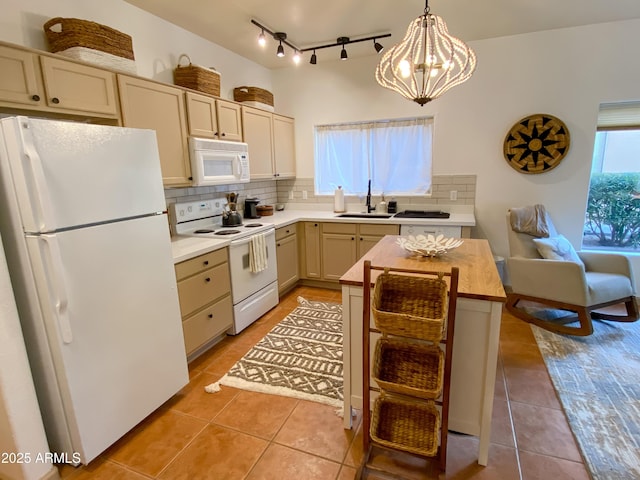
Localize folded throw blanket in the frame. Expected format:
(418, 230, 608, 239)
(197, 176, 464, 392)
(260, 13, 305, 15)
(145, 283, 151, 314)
(510, 204, 550, 237)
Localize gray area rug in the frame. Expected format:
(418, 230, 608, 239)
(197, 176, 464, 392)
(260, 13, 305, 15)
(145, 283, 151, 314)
(219, 297, 343, 407)
(532, 321, 640, 480)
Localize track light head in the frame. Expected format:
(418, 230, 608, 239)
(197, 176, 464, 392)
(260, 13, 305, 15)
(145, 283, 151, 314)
(274, 32, 287, 57)
(276, 43, 285, 57)
(310, 50, 317, 65)
(374, 39, 384, 53)
(338, 37, 349, 60)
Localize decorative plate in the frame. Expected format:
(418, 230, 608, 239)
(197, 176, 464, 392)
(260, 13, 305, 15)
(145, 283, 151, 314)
(503, 113, 570, 174)
(396, 234, 464, 257)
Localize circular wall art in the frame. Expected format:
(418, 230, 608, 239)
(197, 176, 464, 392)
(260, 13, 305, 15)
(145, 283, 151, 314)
(503, 114, 570, 174)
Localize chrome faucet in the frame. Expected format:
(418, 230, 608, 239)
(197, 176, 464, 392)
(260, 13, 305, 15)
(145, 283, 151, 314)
(366, 179, 376, 213)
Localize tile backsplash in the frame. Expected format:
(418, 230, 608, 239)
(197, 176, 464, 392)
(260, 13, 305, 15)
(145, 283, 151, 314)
(164, 174, 475, 214)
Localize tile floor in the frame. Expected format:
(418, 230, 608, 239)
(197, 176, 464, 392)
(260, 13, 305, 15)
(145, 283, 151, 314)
(57, 286, 590, 480)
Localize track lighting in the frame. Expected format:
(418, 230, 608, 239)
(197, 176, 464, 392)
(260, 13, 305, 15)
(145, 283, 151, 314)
(251, 19, 391, 65)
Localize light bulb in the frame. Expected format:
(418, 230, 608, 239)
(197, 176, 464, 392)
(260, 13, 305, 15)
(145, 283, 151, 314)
(258, 31, 266, 47)
(277, 43, 285, 57)
(293, 51, 301, 64)
(399, 59, 411, 78)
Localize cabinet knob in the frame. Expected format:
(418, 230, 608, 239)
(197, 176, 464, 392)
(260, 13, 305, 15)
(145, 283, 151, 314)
(221, 132, 226, 137)
(31, 94, 40, 102)
(314, 223, 318, 227)
(208, 313, 213, 319)
(203, 260, 209, 266)
(351, 237, 355, 240)
(277, 243, 281, 247)
(205, 277, 211, 283)
(360, 237, 363, 241)
(51, 97, 60, 104)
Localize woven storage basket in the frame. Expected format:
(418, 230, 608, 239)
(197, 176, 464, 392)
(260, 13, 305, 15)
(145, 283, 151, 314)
(233, 86, 274, 107)
(373, 337, 444, 399)
(43, 17, 134, 60)
(372, 272, 448, 342)
(174, 54, 220, 97)
(370, 394, 440, 457)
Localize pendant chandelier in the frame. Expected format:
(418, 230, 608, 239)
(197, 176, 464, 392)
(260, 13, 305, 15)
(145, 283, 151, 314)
(376, 0, 476, 106)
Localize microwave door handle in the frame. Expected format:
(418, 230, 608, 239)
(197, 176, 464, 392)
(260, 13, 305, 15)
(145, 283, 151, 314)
(234, 155, 241, 176)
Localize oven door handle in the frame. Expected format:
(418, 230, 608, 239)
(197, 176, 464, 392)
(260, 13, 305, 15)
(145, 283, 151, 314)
(230, 229, 275, 247)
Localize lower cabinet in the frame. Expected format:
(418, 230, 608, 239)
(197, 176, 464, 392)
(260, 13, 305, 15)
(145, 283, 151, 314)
(276, 225, 299, 294)
(175, 248, 233, 356)
(301, 222, 322, 279)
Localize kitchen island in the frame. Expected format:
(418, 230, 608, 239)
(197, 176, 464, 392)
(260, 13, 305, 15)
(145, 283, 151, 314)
(339, 236, 506, 466)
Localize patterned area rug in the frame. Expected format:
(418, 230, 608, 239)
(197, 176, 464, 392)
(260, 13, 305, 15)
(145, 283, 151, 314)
(219, 297, 343, 407)
(532, 321, 640, 480)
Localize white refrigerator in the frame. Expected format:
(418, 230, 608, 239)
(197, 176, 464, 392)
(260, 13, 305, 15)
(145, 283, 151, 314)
(0, 116, 189, 464)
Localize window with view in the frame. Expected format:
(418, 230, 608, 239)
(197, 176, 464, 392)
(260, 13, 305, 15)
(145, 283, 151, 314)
(314, 117, 433, 196)
(583, 103, 640, 251)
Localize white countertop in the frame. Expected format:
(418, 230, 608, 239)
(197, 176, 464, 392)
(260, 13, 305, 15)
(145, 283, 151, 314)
(170, 208, 476, 264)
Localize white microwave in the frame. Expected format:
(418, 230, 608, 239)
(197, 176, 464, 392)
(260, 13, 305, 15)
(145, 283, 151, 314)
(188, 137, 250, 186)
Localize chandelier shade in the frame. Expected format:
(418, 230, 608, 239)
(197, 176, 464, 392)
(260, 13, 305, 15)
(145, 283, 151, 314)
(376, 3, 476, 105)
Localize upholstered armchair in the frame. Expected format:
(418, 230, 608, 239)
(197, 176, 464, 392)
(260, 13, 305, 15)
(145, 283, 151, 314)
(506, 205, 639, 336)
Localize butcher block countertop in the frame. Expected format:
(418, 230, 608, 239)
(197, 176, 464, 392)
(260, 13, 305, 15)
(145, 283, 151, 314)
(339, 236, 506, 303)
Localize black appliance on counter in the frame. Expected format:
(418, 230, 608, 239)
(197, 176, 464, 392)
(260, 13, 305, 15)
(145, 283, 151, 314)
(244, 197, 261, 219)
(393, 210, 451, 219)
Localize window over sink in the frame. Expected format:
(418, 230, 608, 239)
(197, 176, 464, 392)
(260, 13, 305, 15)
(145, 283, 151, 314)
(314, 116, 433, 196)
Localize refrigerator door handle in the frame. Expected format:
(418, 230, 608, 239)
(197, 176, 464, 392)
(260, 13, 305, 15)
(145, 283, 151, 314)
(23, 135, 55, 231)
(40, 234, 73, 344)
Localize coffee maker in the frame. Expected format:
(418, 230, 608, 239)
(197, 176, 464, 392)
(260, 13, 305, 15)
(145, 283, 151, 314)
(244, 197, 261, 219)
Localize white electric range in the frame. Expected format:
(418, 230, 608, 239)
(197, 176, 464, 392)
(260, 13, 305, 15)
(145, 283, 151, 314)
(170, 199, 279, 334)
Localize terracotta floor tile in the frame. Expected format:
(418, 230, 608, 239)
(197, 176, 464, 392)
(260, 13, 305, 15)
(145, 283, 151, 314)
(499, 318, 536, 344)
(344, 423, 365, 468)
(503, 367, 561, 410)
(518, 450, 590, 480)
(364, 446, 439, 480)
(499, 342, 547, 372)
(490, 398, 515, 447)
(246, 443, 341, 480)
(167, 371, 242, 421)
(275, 399, 356, 462)
(202, 342, 251, 376)
(510, 401, 582, 462)
(338, 465, 358, 480)
(106, 409, 207, 477)
(63, 458, 149, 480)
(445, 434, 520, 479)
(158, 424, 268, 480)
(493, 359, 507, 400)
(213, 390, 298, 439)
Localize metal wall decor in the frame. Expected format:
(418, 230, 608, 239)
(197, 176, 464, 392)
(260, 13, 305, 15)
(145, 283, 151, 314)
(503, 114, 570, 174)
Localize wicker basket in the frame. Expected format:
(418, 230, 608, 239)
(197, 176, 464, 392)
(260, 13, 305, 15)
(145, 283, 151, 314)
(43, 17, 134, 60)
(373, 337, 444, 399)
(372, 273, 448, 342)
(370, 394, 440, 457)
(174, 54, 220, 97)
(233, 86, 274, 107)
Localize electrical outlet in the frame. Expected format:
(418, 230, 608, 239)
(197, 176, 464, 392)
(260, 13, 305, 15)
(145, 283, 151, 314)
(450, 190, 458, 201)
(302, 190, 308, 200)
(288, 190, 294, 200)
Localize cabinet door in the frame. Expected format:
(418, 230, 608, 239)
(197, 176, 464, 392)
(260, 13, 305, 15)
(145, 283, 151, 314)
(358, 235, 383, 259)
(242, 106, 274, 179)
(39, 56, 118, 117)
(276, 233, 299, 293)
(322, 233, 357, 281)
(216, 99, 242, 141)
(185, 91, 217, 138)
(303, 222, 321, 279)
(118, 75, 191, 187)
(272, 114, 296, 178)
(0, 46, 45, 108)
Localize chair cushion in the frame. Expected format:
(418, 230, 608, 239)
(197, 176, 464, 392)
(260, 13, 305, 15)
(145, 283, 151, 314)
(533, 235, 585, 267)
(586, 272, 634, 305)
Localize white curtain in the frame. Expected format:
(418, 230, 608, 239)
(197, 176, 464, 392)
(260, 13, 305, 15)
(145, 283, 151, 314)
(314, 117, 433, 196)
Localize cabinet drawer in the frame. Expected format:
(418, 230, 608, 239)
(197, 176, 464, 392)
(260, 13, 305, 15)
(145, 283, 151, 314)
(182, 294, 233, 354)
(175, 248, 228, 281)
(177, 263, 230, 317)
(359, 223, 399, 236)
(323, 222, 357, 234)
(276, 225, 296, 241)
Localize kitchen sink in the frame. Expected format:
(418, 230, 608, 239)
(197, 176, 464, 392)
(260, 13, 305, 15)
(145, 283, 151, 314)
(336, 213, 393, 219)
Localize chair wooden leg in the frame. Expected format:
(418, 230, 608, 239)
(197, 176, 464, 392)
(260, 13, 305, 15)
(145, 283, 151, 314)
(590, 297, 640, 323)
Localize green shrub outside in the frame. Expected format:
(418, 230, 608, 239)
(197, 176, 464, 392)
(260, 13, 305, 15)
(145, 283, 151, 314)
(585, 172, 640, 248)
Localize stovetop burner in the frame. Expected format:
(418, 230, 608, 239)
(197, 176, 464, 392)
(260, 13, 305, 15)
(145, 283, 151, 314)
(214, 230, 241, 236)
(244, 223, 263, 228)
(194, 229, 215, 233)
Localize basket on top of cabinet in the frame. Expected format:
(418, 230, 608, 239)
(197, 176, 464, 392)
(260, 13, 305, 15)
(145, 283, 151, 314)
(372, 270, 448, 342)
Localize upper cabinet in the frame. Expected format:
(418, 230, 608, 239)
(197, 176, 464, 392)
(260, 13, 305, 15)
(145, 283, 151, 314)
(0, 45, 119, 119)
(118, 75, 191, 187)
(242, 106, 296, 180)
(185, 92, 242, 141)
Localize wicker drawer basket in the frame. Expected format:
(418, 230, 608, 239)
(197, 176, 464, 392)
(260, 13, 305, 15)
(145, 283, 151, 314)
(370, 394, 440, 457)
(174, 54, 220, 97)
(372, 272, 448, 342)
(373, 337, 444, 399)
(233, 86, 274, 110)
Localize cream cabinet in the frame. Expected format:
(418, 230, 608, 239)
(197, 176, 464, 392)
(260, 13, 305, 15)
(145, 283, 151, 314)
(0, 45, 119, 119)
(175, 248, 233, 357)
(118, 75, 191, 187)
(242, 106, 296, 179)
(185, 91, 242, 141)
(276, 225, 299, 294)
(301, 222, 322, 279)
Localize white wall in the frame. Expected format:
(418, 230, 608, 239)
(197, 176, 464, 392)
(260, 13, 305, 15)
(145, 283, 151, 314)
(0, 0, 273, 101)
(272, 19, 640, 285)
